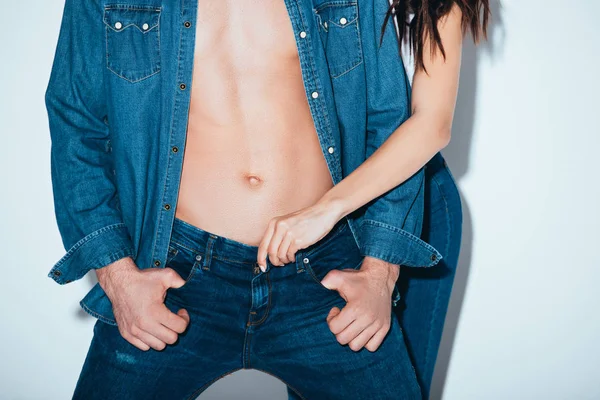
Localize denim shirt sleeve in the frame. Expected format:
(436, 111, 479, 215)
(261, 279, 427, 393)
(44, 0, 135, 285)
(357, 0, 442, 270)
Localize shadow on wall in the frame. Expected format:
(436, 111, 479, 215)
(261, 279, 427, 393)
(430, 1, 505, 399)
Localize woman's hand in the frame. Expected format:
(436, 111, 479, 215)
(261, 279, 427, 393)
(257, 197, 346, 270)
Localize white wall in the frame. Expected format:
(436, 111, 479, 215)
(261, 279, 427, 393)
(1, 1, 598, 399)
(432, 1, 600, 399)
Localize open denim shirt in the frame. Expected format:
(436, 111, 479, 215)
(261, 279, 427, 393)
(45, 0, 442, 325)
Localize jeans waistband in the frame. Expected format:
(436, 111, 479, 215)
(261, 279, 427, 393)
(169, 215, 351, 268)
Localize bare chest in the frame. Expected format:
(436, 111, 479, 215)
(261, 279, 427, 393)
(193, 0, 299, 70)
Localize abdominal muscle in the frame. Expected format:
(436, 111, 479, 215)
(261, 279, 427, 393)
(174, 0, 333, 246)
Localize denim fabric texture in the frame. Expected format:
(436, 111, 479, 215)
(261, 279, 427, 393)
(45, 0, 446, 332)
(285, 152, 463, 400)
(395, 152, 463, 399)
(73, 217, 422, 399)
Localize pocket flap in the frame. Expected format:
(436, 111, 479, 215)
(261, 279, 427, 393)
(103, 5, 161, 32)
(315, 3, 358, 28)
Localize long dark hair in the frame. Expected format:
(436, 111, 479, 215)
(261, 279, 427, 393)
(382, 0, 491, 72)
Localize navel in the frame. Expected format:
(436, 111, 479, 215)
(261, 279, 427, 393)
(243, 173, 264, 187)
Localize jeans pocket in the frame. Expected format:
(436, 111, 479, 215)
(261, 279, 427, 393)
(103, 5, 161, 82)
(302, 252, 364, 296)
(314, 1, 363, 78)
(164, 241, 204, 291)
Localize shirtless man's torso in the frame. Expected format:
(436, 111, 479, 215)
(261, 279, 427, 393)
(176, 0, 333, 245)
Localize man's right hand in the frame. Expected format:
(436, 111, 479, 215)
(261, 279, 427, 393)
(95, 257, 190, 351)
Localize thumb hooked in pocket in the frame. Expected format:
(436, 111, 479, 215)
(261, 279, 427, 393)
(162, 267, 187, 290)
(320, 269, 344, 292)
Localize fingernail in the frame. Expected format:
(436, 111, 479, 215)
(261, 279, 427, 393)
(259, 264, 266, 272)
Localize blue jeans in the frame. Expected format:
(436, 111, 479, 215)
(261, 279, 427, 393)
(395, 152, 463, 399)
(287, 153, 463, 400)
(73, 216, 422, 399)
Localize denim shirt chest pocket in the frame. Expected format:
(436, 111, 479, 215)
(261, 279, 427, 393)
(314, 1, 363, 78)
(103, 5, 161, 83)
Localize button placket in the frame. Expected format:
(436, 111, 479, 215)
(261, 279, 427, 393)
(151, 6, 197, 270)
(292, 4, 342, 184)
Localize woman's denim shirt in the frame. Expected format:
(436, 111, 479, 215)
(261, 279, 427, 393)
(45, 0, 442, 325)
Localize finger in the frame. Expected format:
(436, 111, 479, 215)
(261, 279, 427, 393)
(347, 323, 380, 352)
(158, 305, 190, 334)
(327, 305, 355, 335)
(320, 269, 345, 293)
(134, 328, 167, 351)
(286, 241, 298, 263)
(335, 316, 372, 346)
(268, 221, 287, 266)
(162, 267, 186, 289)
(142, 319, 179, 346)
(178, 308, 190, 324)
(364, 325, 390, 352)
(120, 328, 151, 351)
(257, 220, 276, 270)
(127, 336, 151, 351)
(326, 306, 341, 324)
(277, 231, 294, 264)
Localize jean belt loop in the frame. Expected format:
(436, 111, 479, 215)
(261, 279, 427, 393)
(202, 234, 218, 271)
(296, 249, 308, 274)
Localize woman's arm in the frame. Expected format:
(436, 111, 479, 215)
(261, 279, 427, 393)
(308, 4, 466, 354)
(257, 3, 471, 270)
(321, 3, 463, 221)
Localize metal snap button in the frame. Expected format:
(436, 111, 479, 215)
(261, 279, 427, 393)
(142, 23, 149, 31)
(196, 255, 202, 262)
(339, 17, 347, 25)
(154, 260, 161, 266)
(114, 21, 122, 30)
(303, 257, 309, 264)
(299, 31, 307, 38)
(184, 21, 192, 28)
(327, 146, 334, 154)
(311, 91, 319, 99)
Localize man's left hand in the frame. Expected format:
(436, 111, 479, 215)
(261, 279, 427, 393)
(321, 256, 400, 352)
